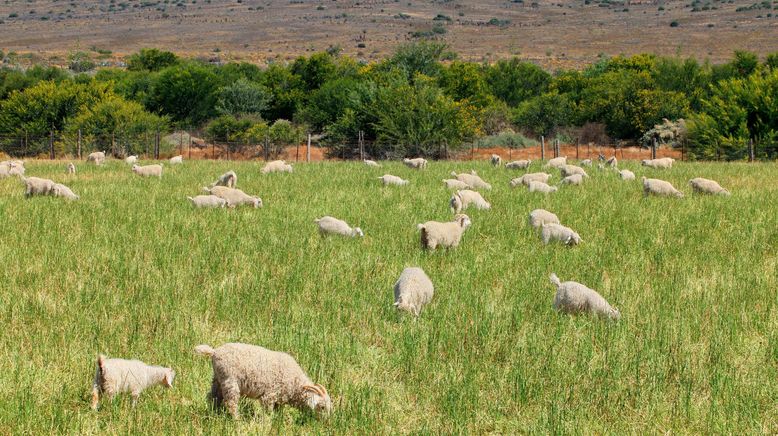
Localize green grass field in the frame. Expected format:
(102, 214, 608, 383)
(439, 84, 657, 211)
(0, 159, 776, 434)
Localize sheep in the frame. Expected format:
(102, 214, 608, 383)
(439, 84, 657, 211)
(170, 155, 183, 165)
(87, 151, 106, 165)
(314, 216, 364, 237)
(580, 159, 592, 167)
(641, 157, 674, 169)
(619, 169, 636, 180)
(509, 172, 552, 187)
(528, 209, 560, 229)
(393, 267, 434, 317)
(364, 159, 380, 167)
(560, 164, 589, 178)
(450, 190, 490, 213)
(561, 174, 584, 185)
(262, 160, 293, 174)
(66, 162, 76, 175)
(0, 162, 10, 178)
(606, 156, 618, 168)
(541, 223, 582, 246)
(132, 164, 163, 178)
(7, 161, 25, 177)
(125, 155, 138, 165)
(490, 154, 502, 167)
(505, 160, 531, 170)
(194, 343, 332, 418)
(549, 273, 620, 320)
(442, 178, 470, 190)
(90, 354, 175, 410)
(402, 157, 427, 169)
(378, 174, 409, 186)
(205, 186, 263, 208)
(450, 172, 491, 190)
(188, 195, 228, 208)
(52, 183, 79, 200)
(21, 176, 56, 197)
(689, 177, 730, 196)
(544, 156, 567, 169)
(417, 214, 471, 250)
(528, 181, 558, 194)
(642, 177, 684, 198)
(210, 170, 238, 188)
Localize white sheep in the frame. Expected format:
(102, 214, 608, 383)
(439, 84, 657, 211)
(52, 183, 79, 200)
(580, 159, 592, 167)
(560, 164, 588, 178)
(314, 216, 364, 237)
(393, 267, 434, 317)
(8, 161, 25, 176)
(188, 195, 228, 208)
(90, 354, 175, 410)
(505, 160, 531, 170)
(528, 209, 560, 229)
(606, 156, 618, 168)
(528, 181, 558, 194)
(642, 177, 683, 198)
(450, 172, 491, 190)
(549, 273, 620, 320)
(21, 176, 56, 197)
(544, 156, 567, 169)
(689, 177, 730, 196)
(132, 164, 163, 178)
(378, 174, 409, 186)
(417, 214, 472, 250)
(262, 160, 293, 174)
(490, 154, 502, 167)
(403, 157, 427, 169)
(87, 151, 106, 165)
(619, 169, 636, 180)
(561, 174, 584, 185)
(364, 159, 380, 167)
(641, 157, 674, 169)
(125, 155, 138, 165)
(509, 172, 552, 187)
(66, 162, 76, 175)
(210, 170, 238, 188)
(442, 179, 470, 190)
(450, 190, 490, 213)
(206, 186, 263, 208)
(0, 162, 10, 178)
(194, 343, 332, 418)
(541, 223, 582, 245)
(170, 155, 183, 165)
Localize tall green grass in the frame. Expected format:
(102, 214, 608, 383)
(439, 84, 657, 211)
(0, 159, 776, 433)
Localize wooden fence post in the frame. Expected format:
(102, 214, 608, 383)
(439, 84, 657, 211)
(652, 137, 657, 160)
(541, 136, 545, 161)
(189, 133, 192, 160)
(749, 138, 754, 162)
(77, 129, 82, 159)
(49, 130, 54, 160)
(307, 133, 311, 162)
(576, 138, 579, 160)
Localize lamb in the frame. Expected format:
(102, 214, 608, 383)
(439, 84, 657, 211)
(442, 179, 470, 190)
(66, 162, 76, 175)
(450, 172, 491, 190)
(580, 159, 592, 167)
(132, 164, 163, 178)
(125, 155, 138, 165)
(170, 155, 183, 165)
(505, 160, 531, 170)
(490, 154, 502, 167)
(544, 156, 567, 169)
(314, 216, 364, 237)
(393, 267, 434, 317)
(402, 157, 427, 169)
(549, 273, 620, 320)
(378, 174, 409, 186)
(21, 176, 56, 197)
(90, 354, 175, 410)
(188, 195, 228, 208)
(194, 343, 332, 418)
(619, 169, 636, 180)
(541, 223, 582, 245)
(52, 183, 79, 200)
(262, 160, 293, 174)
(509, 172, 552, 187)
(560, 164, 589, 178)
(606, 156, 618, 167)
(210, 170, 238, 188)
(417, 214, 472, 250)
(528, 209, 560, 229)
(364, 159, 380, 167)
(561, 174, 584, 185)
(87, 151, 106, 165)
(205, 186, 263, 208)
(689, 177, 730, 196)
(528, 181, 558, 194)
(641, 157, 674, 169)
(642, 177, 684, 198)
(450, 190, 490, 213)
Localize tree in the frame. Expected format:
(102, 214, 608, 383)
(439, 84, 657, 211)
(291, 52, 338, 91)
(485, 58, 551, 106)
(205, 115, 256, 142)
(127, 49, 179, 72)
(262, 64, 306, 121)
(68, 51, 95, 73)
(387, 41, 447, 81)
(438, 61, 494, 108)
(148, 62, 219, 125)
(215, 78, 272, 117)
(513, 92, 574, 137)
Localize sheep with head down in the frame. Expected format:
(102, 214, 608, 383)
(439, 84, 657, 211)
(314, 216, 364, 237)
(403, 158, 428, 169)
(528, 209, 560, 229)
(442, 179, 470, 190)
(417, 214, 472, 250)
(642, 177, 683, 198)
(393, 267, 434, 317)
(450, 171, 491, 190)
(378, 174, 409, 186)
(561, 174, 584, 186)
(205, 186, 263, 208)
(262, 160, 293, 174)
(544, 156, 567, 169)
(549, 273, 620, 320)
(132, 164, 163, 178)
(505, 160, 531, 170)
(689, 177, 730, 196)
(450, 190, 490, 213)
(210, 170, 238, 188)
(91, 354, 175, 410)
(509, 172, 552, 187)
(541, 223, 582, 246)
(641, 157, 674, 169)
(528, 181, 558, 194)
(188, 195, 227, 208)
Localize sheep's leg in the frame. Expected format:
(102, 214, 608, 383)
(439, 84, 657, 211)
(90, 387, 100, 410)
(131, 391, 140, 407)
(208, 376, 224, 410)
(220, 379, 240, 419)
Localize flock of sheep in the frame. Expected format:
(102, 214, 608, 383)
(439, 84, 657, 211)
(1, 149, 732, 420)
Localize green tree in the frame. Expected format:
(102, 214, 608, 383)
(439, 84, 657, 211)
(262, 64, 306, 121)
(513, 92, 574, 137)
(215, 78, 272, 117)
(438, 61, 494, 107)
(387, 41, 447, 81)
(485, 58, 551, 106)
(127, 48, 179, 72)
(149, 62, 219, 125)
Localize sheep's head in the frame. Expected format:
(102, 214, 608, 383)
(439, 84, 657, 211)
(567, 232, 582, 246)
(454, 214, 471, 230)
(509, 178, 520, 188)
(252, 197, 263, 208)
(302, 384, 332, 416)
(353, 227, 364, 237)
(131, 164, 139, 172)
(641, 160, 649, 166)
(162, 369, 175, 388)
(449, 194, 462, 213)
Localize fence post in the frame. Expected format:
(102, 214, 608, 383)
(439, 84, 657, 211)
(49, 130, 54, 160)
(77, 129, 82, 159)
(576, 138, 579, 160)
(359, 130, 364, 161)
(179, 131, 183, 156)
(652, 137, 657, 160)
(155, 130, 160, 159)
(264, 136, 269, 161)
(541, 136, 545, 161)
(749, 138, 754, 162)
(189, 133, 192, 160)
(306, 133, 311, 162)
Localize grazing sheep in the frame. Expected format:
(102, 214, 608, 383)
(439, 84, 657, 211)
(87, 151, 106, 165)
(90, 355, 175, 410)
(541, 223, 582, 245)
(442, 178, 470, 190)
(560, 164, 589, 178)
(8, 161, 25, 176)
(170, 155, 183, 165)
(125, 155, 138, 165)
(580, 159, 592, 167)
(689, 177, 730, 196)
(403, 158, 428, 169)
(450, 190, 490, 213)
(509, 172, 552, 187)
(314, 216, 364, 237)
(642, 177, 684, 198)
(262, 160, 293, 174)
(210, 170, 238, 188)
(549, 273, 620, 320)
(132, 164, 163, 178)
(206, 186, 263, 208)
(21, 176, 56, 197)
(364, 159, 380, 167)
(528, 181, 558, 194)
(194, 343, 332, 418)
(52, 183, 79, 200)
(606, 156, 618, 168)
(66, 162, 76, 175)
(378, 174, 409, 186)
(528, 209, 560, 229)
(490, 154, 502, 167)
(188, 195, 228, 208)
(393, 267, 434, 317)
(505, 160, 531, 170)
(544, 156, 567, 169)
(0, 162, 10, 178)
(641, 157, 674, 169)
(417, 214, 472, 250)
(561, 174, 584, 185)
(450, 172, 491, 190)
(619, 169, 636, 180)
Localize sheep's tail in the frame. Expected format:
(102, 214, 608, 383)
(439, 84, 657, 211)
(549, 273, 561, 288)
(91, 355, 106, 410)
(194, 344, 216, 357)
(418, 225, 429, 248)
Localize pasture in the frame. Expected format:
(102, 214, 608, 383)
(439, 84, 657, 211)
(0, 159, 776, 433)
